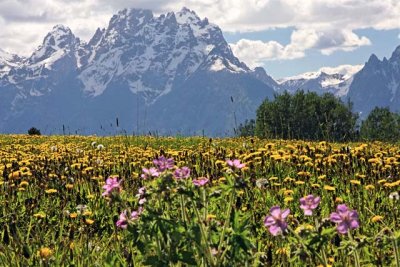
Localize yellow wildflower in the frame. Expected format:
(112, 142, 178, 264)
(33, 212, 46, 219)
(275, 247, 289, 256)
(311, 183, 320, 188)
(324, 185, 336, 191)
(45, 189, 58, 194)
(284, 197, 294, 203)
(365, 185, 375, 190)
(335, 197, 343, 203)
(371, 215, 384, 223)
(20, 181, 29, 187)
(85, 219, 95, 225)
(207, 214, 217, 220)
(83, 211, 93, 216)
(38, 247, 53, 259)
(283, 189, 294, 196)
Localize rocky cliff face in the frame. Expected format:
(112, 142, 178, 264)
(347, 46, 400, 117)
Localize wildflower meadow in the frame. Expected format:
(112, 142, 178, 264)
(0, 135, 399, 266)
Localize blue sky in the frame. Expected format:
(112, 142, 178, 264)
(0, 0, 399, 78)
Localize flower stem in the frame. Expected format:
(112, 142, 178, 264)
(347, 231, 361, 267)
(192, 199, 215, 266)
(180, 194, 186, 223)
(216, 191, 235, 265)
(392, 235, 400, 267)
(314, 218, 328, 266)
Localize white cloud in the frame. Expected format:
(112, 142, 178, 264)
(0, 0, 397, 57)
(230, 28, 371, 68)
(230, 39, 303, 68)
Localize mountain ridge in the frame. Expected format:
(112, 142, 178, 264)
(0, 7, 275, 136)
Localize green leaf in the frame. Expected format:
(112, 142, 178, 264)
(179, 251, 197, 265)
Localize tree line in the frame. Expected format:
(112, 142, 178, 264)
(237, 91, 400, 142)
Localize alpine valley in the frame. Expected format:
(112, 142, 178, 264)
(0, 7, 399, 135)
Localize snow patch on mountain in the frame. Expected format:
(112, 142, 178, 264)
(277, 64, 364, 96)
(388, 78, 399, 101)
(80, 49, 123, 97)
(278, 64, 363, 84)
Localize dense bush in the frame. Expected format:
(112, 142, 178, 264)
(28, 127, 41, 135)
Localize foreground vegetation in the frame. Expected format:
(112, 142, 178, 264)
(1, 135, 400, 266)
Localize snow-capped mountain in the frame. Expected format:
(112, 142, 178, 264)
(79, 8, 249, 101)
(347, 45, 400, 117)
(0, 49, 22, 78)
(278, 64, 363, 96)
(0, 7, 275, 135)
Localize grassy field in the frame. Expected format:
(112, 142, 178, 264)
(0, 135, 399, 266)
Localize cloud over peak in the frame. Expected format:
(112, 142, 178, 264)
(0, 0, 397, 61)
(230, 28, 371, 68)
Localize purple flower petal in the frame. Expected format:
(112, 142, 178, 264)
(193, 177, 209, 186)
(350, 220, 359, 229)
(329, 212, 342, 223)
(337, 204, 349, 213)
(269, 225, 282, 236)
(270, 206, 282, 218)
(281, 209, 290, 219)
(304, 209, 313, 216)
(264, 216, 276, 226)
(337, 222, 349, 234)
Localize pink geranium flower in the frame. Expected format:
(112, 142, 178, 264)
(193, 177, 209, 187)
(116, 210, 129, 229)
(116, 208, 143, 229)
(173, 166, 191, 179)
(153, 156, 175, 172)
(141, 167, 160, 179)
(264, 206, 290, 236)
(330, 204, 359, 234)
(226, 159, 246, 169)
(300, 195, 321, 216)
(102, 177, 121, 196)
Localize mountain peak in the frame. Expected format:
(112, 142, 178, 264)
(176, 7, 202, 24)
(42, 24, 78, 49)
(390, 45, 400, 61)
(110, 8, 153, 27)
(28, 24, 79, 64)
(367, 53, 380, 64)
(0, 48, 17, 62)
(51, 24, 73, 34)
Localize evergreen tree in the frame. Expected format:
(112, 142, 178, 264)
(236, 119, 256, 137)
(360, 107, 400, 142)
(255, 91, 358, 141)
